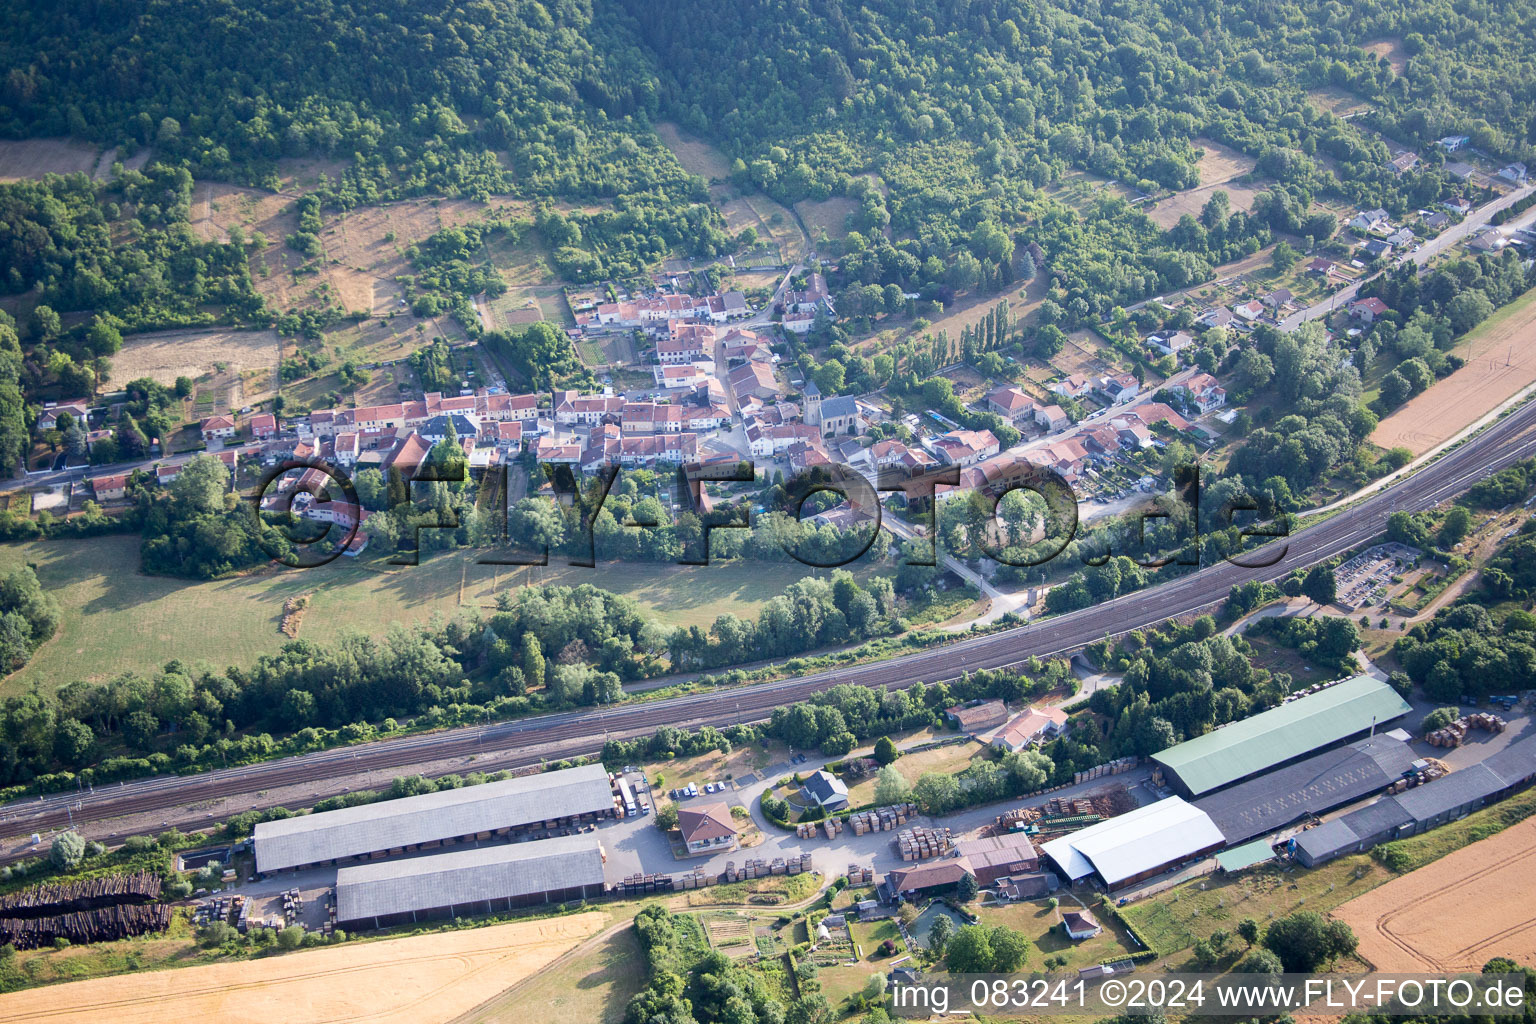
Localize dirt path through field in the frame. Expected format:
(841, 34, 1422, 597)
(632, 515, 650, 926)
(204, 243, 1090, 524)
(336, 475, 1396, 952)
(0, 911, 606, 1024)
(1372, 289, 1536, 454)
(1333, 817, 1536, 971)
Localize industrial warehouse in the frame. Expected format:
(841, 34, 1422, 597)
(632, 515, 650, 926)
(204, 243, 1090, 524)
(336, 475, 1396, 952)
(1040, 797, 1226, 890)
(1193, 733, 1420, 844)
(1294, 731, 1536, 866)
(253, 764, 618, 873)
(333, 835, 608, 929)
(1151, 675, 1412, 797)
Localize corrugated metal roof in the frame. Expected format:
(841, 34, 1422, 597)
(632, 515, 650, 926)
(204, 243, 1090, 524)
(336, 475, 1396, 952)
(1215, 839, 1276, 872)
(1195, 735, 1416, 844)
(254, 764, 613, 872)
(1481, 733, 1536, 785)
(1041, 797, 1225, 885)
(1152, 677, 1411, 796)
(1395, 763, 1505, 819)
(1294, 818, 1360, 861)
(335, 834, 605, 923)
(1340, 795, 1414, 839)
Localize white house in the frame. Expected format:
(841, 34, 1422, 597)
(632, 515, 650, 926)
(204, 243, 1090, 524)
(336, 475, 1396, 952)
(1173, 373, 1226, 414)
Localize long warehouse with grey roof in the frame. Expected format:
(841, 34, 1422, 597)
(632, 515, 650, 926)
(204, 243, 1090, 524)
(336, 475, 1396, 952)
(254, 763, 616, 873)
(1194, 734, 1419, 844)
(1294, 732, 1536, 867)
(335, 834, 608, 928)
(1151, 676, 1411, 798)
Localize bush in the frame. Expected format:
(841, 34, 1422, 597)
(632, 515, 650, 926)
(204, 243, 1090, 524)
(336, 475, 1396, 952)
(164, 879, 194, 899)
(277, 925, 305, 950)
(1421, 706, 1460, 735)
(199, 921, 235, 947)
(49, 831, 86, 870)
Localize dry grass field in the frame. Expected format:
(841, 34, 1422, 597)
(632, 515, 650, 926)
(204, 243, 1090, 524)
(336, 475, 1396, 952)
(1334, 817, 1536, 971)
(1191, 137, 1258, 186)
(1364, 38, 1410, 74)
(1371, 288, 1536, 454)
(655, 122, 732, 181)
(0, 912, 606, 1024)
(1307, 87, 1372, 118)
(0, 139, 104, 181)
(1146, 179, 1267, 230)
(111, 328, 280, 393)
(844, 740, 983, 806)
(795, 197, 860, 241)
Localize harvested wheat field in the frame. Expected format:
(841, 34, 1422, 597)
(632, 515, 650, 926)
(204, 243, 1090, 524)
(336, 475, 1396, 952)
(1371, 289, 1536, 454)
(1333, 818, 1536, 971)
(0, 911, 606, 1024)
(113, 329, 281, 389)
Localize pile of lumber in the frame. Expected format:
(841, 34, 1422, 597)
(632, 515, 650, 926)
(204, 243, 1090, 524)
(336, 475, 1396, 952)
(896, 826, 953, 861)
(0, 904, 173, 950)
(0, 870, 161, 917)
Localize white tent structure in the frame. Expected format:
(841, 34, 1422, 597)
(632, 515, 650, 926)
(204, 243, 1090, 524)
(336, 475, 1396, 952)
(1041, 797, 1225, 889)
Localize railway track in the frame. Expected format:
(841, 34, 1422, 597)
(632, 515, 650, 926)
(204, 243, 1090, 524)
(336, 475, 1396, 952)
(5, 398, 1536, 858)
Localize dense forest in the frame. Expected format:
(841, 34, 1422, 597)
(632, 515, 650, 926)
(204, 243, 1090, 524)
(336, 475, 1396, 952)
(4, 0, 1535, 314)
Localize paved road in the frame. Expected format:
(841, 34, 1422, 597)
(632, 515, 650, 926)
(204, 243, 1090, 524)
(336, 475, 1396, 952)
(6, 393, 1536, 856)
(1279, 183, 1535, 332)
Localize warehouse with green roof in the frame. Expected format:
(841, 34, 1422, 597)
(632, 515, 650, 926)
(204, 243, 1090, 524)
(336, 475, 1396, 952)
(1151, 676, 1412, 798)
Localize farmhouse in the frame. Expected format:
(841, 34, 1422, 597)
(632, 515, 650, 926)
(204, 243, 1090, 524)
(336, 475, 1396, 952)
(334, 834, 607, 929)
(1150, 675, 1412, 798)
(677, 803, 739, 855)
(729, 360, 781, 402)
(953, 833, 1042, 886)
(993, 706, 1069, 752)
(1095, 372, 1140, 405)
(89, 472, 130, 501)
(253, 764, 616, 873)
(1041, 797, 1225, 890)
(1061, 909, 1102, 940)
(36, 399, 90, 432)
(200, 414, 237, 440)
(1172, 373, 1226, 413)
(946, 700, 1010, 733)
(986, 386, 1039, 422)
(1349, 297, 1390, 323)
(882, 861, 974, 900)
(932, 428, 1000, 467)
